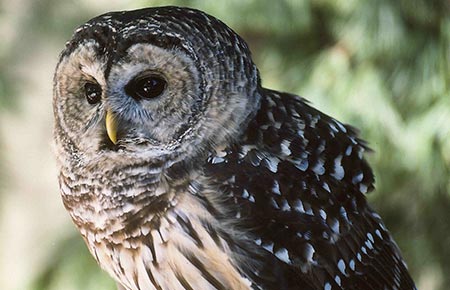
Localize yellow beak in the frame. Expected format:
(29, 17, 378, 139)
(105, 110, 118, 144)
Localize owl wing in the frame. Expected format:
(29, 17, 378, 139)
(204, 89, 416, 290)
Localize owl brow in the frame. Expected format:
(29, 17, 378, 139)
(63, 25, 116, 59)
(115, 34, 192, 60)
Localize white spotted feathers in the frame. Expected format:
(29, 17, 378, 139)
(205, 89, 416, 289)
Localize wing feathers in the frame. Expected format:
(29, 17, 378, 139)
(204, 89, 416, 289)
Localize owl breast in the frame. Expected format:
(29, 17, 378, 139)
(59, 157, 253, 290)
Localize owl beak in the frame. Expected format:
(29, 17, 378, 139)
(105, 110, 118, 144)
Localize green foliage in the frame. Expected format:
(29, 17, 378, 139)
(31, 235, 116, 290)
(1, 0, 447, 289)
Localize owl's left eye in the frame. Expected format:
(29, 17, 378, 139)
(125, 75, 167, 100)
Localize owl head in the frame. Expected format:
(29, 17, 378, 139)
(53, 7, 260, 169)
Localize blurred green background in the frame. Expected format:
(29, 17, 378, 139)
(0, 0, 448, 289)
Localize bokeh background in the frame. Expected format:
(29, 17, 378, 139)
(0, 0, 448, 289)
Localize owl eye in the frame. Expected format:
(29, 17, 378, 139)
(126, 75, 167, 100)
(84, 82, 102, 104)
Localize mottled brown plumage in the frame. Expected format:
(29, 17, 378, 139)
(53, 6, 416, 290)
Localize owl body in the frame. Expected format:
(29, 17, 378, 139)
(53, 6, 416, 290)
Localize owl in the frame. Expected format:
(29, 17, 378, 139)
(53, 6, 417, 290)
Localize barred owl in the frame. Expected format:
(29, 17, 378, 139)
(53, 6, 416, 290)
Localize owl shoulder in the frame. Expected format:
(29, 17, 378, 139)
(206, 88, 374, 200)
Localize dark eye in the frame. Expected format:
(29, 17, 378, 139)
(126, 75, 167, 100)
(84, 82, 102, 104)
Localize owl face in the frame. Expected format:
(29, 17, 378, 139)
(55, 40, 201, 152)
(53, 7, 260, 167)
